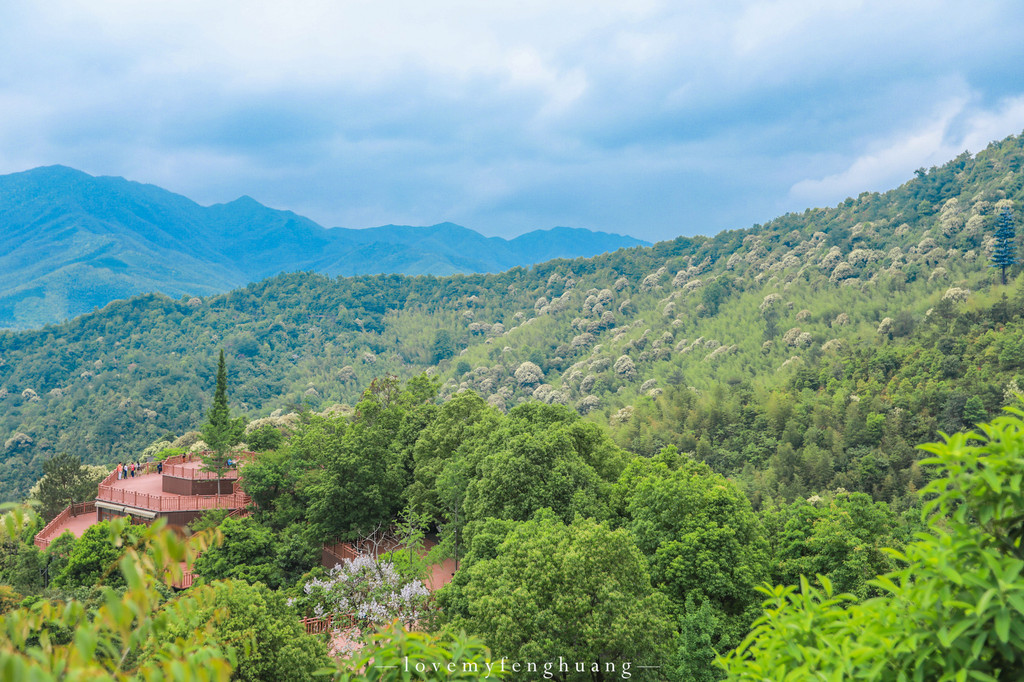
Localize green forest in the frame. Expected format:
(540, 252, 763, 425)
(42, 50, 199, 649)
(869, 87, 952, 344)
(3, 375, 1024, 679)
(0, 132, 1024, 679)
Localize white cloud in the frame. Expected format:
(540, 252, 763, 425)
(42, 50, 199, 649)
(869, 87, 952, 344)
(732, 0, 866, 56)
(789, 94, 1024, 206)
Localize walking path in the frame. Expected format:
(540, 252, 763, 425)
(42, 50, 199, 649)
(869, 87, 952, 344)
(54, 511, 95, 540)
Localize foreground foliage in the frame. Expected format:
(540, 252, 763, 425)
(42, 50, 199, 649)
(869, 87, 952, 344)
(148, 579, 332, 682)
(0, 508, 500, 680)
(0, 513, 233, 681)
(720, 405, 1024, 679)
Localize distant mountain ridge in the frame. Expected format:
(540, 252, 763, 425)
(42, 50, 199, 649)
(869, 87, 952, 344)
(0, 166, 648, 329)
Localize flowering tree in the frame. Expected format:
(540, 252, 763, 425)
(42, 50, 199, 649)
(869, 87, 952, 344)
(294, 555, 432, 632)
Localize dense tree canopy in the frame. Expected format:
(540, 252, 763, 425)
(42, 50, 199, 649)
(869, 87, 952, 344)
(2, 133, 1023, 505)
(193, 516, 318, 590)
(149, 579, 332, 682)
(452, 512, 674, 679)
(762, 491, 907, 599)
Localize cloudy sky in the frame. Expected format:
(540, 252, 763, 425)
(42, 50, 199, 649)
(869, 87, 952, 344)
(2, 1, 1023, 242)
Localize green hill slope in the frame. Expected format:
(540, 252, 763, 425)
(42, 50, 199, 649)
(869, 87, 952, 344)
(0, 134, 1022, 501)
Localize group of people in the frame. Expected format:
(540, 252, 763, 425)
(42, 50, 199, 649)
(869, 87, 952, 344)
(115, 461, 144, 480)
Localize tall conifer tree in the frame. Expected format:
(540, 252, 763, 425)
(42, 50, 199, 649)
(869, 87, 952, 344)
(201, 349, 235, 496)
(991, 207, 1018, 285)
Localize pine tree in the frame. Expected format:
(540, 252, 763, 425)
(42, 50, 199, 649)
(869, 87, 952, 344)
(201, 349, 235, 496)
(991, 207, 1018, 285)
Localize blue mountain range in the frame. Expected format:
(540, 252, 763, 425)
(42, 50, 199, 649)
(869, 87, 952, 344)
(0, 166, 648, 329)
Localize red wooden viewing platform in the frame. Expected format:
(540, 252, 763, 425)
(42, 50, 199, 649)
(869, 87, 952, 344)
(34, 452, 253, 549)
(94, 452, 248, 512)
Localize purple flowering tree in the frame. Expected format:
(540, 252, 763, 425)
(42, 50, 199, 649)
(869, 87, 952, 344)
(293, 554, 432, 633)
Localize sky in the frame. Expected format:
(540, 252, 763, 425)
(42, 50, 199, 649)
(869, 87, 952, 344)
(1, 1, 1024, 242)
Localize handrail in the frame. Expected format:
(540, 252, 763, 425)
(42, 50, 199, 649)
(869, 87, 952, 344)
(105, 450, 257, 480)
(161, 462, 238, 480)
(227, 505, 252, 520)
(170, 570, 196, 589)
(96, 486, 248, 513)
(301, 615, 334, 635)
(300, 613, 357, 635)
(322, 542, 360, 565)
(98, 468, 119, 488)
(34, 500, 96, 549)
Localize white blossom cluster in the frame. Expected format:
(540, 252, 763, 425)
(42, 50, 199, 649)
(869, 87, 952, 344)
(296, 554, 431, 631)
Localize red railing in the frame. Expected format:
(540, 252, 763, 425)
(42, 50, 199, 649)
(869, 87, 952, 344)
(162, 462, 238, 480)
(34, 500, 96, 549)
(320, 536, 410, 569)
(301, 615, 334, 635)
(227, 505, 252, 520)
(109, 451, 256, 480)
(96, 486, 248, 512)
(170, 570, 196, 589)
(98, 467, 120, 488)
(322, 541, 360, 565)
(300, 613, 356, 635)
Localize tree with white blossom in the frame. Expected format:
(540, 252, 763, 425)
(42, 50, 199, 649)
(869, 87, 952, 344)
(293, 554, 433, 633)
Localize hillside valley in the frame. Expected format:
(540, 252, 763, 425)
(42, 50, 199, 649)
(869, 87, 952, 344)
(0, 134, 1022, 508)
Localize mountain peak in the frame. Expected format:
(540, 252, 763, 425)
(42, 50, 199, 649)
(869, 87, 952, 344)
(14, 164, 94, 182)
(225, 195, 262, 207)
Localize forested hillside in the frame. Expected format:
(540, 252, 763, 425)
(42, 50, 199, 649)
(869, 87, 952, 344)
(1, 133, 1023, 502)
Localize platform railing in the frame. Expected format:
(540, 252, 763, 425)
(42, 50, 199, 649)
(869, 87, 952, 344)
(300, 613, 356, 635)
(96, 486, 248, 513)
(161, 462, 238, 480)
(108, 451, 256, 480)
(170, 570, 196, 589)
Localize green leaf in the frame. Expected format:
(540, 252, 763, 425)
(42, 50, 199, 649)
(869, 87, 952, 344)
(995, 608, 1010, 643)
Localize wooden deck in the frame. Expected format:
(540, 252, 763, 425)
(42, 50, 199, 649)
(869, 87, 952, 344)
(97, 460, 246, 512)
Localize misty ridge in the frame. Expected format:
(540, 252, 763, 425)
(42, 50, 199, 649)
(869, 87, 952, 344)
(0, 165, 647, 330)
